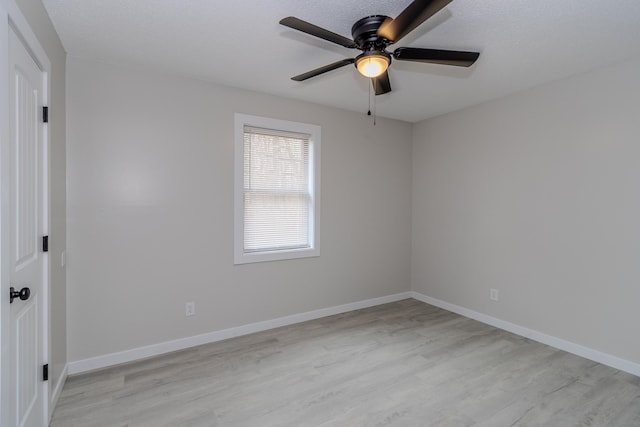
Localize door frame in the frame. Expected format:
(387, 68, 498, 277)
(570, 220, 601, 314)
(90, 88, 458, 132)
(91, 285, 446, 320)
(0, 1, 52, 425)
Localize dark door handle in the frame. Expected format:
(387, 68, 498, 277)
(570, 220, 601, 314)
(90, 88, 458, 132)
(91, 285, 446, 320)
(9, 287, 30, 304)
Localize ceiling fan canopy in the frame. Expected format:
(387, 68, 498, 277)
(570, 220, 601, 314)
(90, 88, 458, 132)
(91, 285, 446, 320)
(280, 0, 480, 95)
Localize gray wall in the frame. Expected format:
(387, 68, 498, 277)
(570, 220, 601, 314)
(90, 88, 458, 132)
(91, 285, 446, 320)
(15, 0, 67, 392)
(66, 44, 640, 369)
(412, 57, 640, 364)
(66, 58, 413, 362)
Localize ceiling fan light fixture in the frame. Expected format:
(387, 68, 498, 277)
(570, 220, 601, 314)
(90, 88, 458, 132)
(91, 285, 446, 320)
(355, 52, 390, 78)
(281, 1, 481, 96)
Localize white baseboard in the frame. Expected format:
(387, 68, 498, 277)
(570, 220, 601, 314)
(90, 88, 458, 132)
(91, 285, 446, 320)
(410, 291, 640, 377)
(49, 363, 67, 420)
(68, 290, 640, 378)
(68, 292, 413, 375)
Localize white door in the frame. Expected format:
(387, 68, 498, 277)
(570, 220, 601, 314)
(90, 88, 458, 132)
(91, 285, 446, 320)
(7, 26, 46, 427)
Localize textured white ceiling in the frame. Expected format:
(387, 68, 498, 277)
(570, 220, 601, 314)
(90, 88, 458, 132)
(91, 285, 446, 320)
(42, 0, 640, 122)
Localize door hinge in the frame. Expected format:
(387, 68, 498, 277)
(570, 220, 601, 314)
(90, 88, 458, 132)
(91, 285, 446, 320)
(43, 364, 49, 381)
(42, 235, 48, 252)
(43, 106, 49, 123)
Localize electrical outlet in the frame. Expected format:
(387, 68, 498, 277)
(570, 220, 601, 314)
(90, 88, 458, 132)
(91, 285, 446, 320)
(490, 288, 499, 301)
(185, 302, 195, 317)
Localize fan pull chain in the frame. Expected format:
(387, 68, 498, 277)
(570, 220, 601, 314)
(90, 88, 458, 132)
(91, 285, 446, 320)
(367, 82, 372, 116)
(372, 78, 377, 126)
(366, 78, 377, 125)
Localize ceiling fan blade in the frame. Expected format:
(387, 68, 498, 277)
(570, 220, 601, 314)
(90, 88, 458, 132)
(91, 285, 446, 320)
(372, 71, 392, 95)
(393, 47, 479, 67)
(377, 0, 453, 43)
(291, 58, 356, 81)
(280, 17, 357, 49)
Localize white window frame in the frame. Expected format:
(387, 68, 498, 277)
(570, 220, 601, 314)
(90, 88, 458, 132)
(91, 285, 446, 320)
(234, 113, 321, 264)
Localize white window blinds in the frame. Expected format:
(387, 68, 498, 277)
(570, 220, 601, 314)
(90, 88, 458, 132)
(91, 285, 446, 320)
(243, 126, 312, 253)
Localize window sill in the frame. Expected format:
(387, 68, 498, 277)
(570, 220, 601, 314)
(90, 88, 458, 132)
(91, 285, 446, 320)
(234, 247, 320, 265)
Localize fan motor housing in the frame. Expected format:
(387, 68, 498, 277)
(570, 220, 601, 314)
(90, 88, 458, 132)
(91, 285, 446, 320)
(351, 15, 390, 48)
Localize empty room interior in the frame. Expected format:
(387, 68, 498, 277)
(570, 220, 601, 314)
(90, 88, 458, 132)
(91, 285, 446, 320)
(1, 0, 640, 426)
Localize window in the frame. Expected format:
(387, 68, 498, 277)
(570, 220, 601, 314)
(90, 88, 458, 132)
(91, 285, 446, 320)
(234, 114, 320, 264)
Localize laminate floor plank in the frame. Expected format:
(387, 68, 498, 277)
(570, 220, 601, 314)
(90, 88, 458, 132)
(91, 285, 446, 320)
(50, 300, 640, 426)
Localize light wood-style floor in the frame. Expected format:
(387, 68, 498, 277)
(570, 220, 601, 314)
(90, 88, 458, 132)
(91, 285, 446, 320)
(50, 299, 640, 427)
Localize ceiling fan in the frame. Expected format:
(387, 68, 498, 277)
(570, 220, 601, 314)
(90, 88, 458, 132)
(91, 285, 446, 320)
(280, 0, 480, 95)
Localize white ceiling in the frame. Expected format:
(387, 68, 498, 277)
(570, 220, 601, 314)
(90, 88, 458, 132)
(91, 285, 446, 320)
(42, 0, 640, 123)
